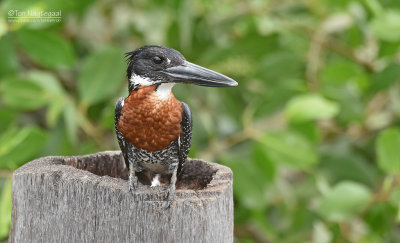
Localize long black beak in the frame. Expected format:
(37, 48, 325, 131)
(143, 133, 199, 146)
(163, 61, 238, 87)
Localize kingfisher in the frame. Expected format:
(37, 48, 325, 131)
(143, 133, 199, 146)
(114, 45, 237, 208)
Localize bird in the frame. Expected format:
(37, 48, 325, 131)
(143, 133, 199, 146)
(114, 45, 237, 208)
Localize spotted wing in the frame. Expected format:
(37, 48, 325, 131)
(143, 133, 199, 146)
(177, 102, 193, 176)
(115, 97, 130, 169)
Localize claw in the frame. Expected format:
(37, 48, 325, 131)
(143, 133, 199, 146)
(165, 197, 173, 208)
(165, 169, 177, 209)
(129, 177, 136, 193)
(165, 189, 175, 209)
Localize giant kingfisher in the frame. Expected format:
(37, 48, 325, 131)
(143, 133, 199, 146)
(115, 45, 237, 208)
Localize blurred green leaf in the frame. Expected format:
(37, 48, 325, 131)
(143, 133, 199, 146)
(63, 101, 78, 144)
(320, 140, 379, 187)
(370, 63, 400, 92)
(0, 35, 19, 77)
(371, 10, 400, 42)
(321, 59, 363, 85)
(312, 221, 332, 243)
(47, 97, 65, 127)
(223, 158, 269, 210)
(365, 202, 397, 236)
(16, 29, 76, 69)
(256, 51, 303, 81)
(376, 128, 400, 174)
(289, 122, 320, 145)
(0, 109, 16, 133)
(320, 153, 378, 187)
(253, 78, 306, 117)
(27, 71, 64, 94)
(319, 181, 371, 222)
(0, 77, 48, 110)
(252, 144, 276, 183)
(78, 46, 126, 105)
(285, 94, 339, 123)
(0, 178, 12, 238)
(27, 71, 66, 127)
(0, 126, 48, 169)
(259, 131, 318, 168)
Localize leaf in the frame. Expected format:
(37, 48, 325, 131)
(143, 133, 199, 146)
(285, 94, 339, 123)
(312, 221, 332, 243)
(27, 71, 67, 127)
(318, 181, 371, 222)
(223, 158, 269, 210)
(258, 131, 318, 168)
(27, 71, 64, 94)
(257, 51, 303, 81)
(289, 121, 321, 145)
(376, 128, 400, 174)
(47, 97, 65, 127)
(371, 11, 400, 42)
(370, 63, 400, 92)
(0, 109, 16, 133)
(252, 144, 276, 183)
(0, 77, 48, 110)
(321, 60, 362, 85)
(364, 201, 398, 235)
(0, 126, 48, 169)
(63, 102, 78, 144)
(0, 178, 12, 238)
(16, 29, 76, 69)
(322, 88, 364, 125)
(320, 152, 378, 187)
(320, 139, 379, 186)
(0, 34, 19, 77)
(78, 46, 126, 105)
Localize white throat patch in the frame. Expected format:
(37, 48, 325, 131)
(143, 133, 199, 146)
(130, 74, 154, 86)
(156, 83, 175, 100)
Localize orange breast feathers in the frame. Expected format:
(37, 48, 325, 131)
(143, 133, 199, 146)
(117, 85, 183, 152)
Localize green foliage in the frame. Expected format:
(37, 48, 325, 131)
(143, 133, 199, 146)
(16, 29, 76, 69)
(0, 77, 49, 110)
(0, 126, 48, 169)
(259, 131, 318, 168)
(318, 181, 371, 222)
(0, 0, 400, 241)
(78, 46, 126, 105)
(0, 179, 12, 238)
(376, 128, 400, 174)
(285, 94, 339, 123)
(370, 10, 400, 42)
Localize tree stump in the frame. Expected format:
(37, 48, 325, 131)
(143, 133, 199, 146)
(9, 151, 233, 243)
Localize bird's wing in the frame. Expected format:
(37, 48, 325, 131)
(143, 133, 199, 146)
(177, 102, 193, 176)
(115, 97, 130, 169)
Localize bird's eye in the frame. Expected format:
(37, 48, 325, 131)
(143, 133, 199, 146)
(152, 56, 163, 64)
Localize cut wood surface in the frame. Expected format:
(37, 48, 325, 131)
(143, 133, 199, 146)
(9, 151, 233, 243)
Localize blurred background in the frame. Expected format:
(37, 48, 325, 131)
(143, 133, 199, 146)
(1, 0, 400, 241)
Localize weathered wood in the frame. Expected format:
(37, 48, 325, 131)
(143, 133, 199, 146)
(9, 151, 233, 243)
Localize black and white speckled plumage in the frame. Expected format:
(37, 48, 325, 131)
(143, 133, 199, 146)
(130, 140, 179, 174)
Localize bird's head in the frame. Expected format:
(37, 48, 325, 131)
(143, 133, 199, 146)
(125, 45, 238, 92)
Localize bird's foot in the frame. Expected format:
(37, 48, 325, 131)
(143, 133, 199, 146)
(165, 191, 173, 209)
(165, 185, 176, 209)
(165, 169, 177, 209)
(129, 174, 137, 194)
